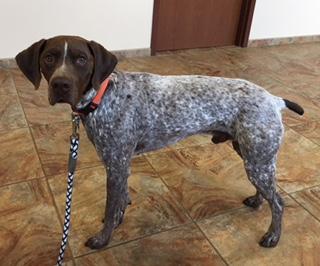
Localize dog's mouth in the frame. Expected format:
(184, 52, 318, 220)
(48, 94, 75, 107)
(48, 84, 90, 111)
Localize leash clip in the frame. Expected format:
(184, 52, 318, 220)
(71, 112, 80, 138)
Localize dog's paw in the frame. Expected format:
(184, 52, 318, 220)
(85, 232, 110, 249)
(243, 195, 263, 209)
(259, 231, 280, 248)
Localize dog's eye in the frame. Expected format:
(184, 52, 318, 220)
(44, 54, 54, 64)
(76, 56, 87, 66)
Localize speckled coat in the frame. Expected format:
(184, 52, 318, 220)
(78, 70, 302, 249)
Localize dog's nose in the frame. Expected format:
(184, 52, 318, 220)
(51, 77, 72, 92)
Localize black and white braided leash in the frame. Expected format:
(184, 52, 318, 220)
(57, 113, 80, 266)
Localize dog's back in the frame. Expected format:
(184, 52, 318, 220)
(117, 72, 289, 154)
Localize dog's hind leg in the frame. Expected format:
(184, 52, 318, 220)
(213, 133, 265, 208)
(243, 156, 284, 247)
(236, 109, 285, 247)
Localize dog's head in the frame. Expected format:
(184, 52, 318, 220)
(15, 36, 117, 108)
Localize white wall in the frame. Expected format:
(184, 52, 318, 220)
(250, 0, 320, 40)
(0, 0, 154, 58)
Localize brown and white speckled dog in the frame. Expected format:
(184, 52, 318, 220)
(16, 36, 304, 250)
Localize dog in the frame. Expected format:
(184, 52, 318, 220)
(16, 35, 304, 249)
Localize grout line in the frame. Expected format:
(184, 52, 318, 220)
(0, 175, 46, 189)
(143, 155, 194, 223)
(193, 221, 230, 266)
(287, 193, 320, 226)
(192, 205, 249, 225)
(10, 70, 78, 264)
(285, 183, 320, 195)
(10, 70, 47, 175)
(28, 119, 72, 129)
(45, 163, 105, 179)
(284, 123, 320, 148)
(44, 162, 103, 180)
(0, 162, 104, 190)
(11, 70, 50, 177)
(74, 221, 193, 259)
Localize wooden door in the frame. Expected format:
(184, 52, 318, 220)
(151, 0, 255, 53)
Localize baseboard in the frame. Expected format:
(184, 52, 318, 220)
(248, 35, 320, 47)
(0, 48, 151, 69)
(0, 58, 17, 68)
(112, 48, 151, 59)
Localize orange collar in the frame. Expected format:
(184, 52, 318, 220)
(91, 78, 110, 107)
(77, 78, 110, 115)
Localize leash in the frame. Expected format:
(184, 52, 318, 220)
(56, 112, 80, 266)
(56, 78, 110, 265)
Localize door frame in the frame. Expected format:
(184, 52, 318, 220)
(236, 0, 256, 47)
(151, 0, 256, 55)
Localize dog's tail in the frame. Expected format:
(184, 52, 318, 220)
(282, 98, 304, 115)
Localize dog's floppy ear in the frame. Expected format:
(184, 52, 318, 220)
(88, 41, 118, 90)
(15, 39, 46, 89)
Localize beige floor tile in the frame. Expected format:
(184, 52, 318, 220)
(0, 69, 17, 95)
(290, 120, 320, 146)
(0, 128, 43, 186)
(0, 94, 27, 130)
(292, 185, 320, 220)
(0, 178, 73, 265)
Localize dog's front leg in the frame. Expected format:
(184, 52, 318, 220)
(85, 153, 131, 249)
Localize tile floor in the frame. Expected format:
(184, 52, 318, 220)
(0, 42, 320, 265)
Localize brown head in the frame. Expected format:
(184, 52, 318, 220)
(15, 35, 117, 108)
